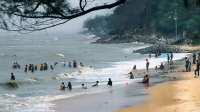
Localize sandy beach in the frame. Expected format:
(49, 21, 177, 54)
(117, 57, 200, 112)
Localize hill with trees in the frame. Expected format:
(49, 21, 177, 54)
(83, 0, 200, 45)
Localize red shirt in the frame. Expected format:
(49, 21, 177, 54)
(73, 61, 76, 67)
(145, 77, 149, 83)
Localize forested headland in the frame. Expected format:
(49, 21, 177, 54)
(82, 0, 200, 45)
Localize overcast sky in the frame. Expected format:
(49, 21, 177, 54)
(47, 9, 114, 34)
(47, 0, 116, 34)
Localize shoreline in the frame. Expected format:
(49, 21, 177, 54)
(50, 57, 185, 112)
(117, 55, 200, 112)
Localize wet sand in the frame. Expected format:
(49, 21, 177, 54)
(50, 66, 175, 112)
(117, 57, 200, 112)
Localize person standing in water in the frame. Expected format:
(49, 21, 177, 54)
(170, 52, 173, 61)
(68, 62, 71, 68)
(80, 62, 84, 67)
(50, 65, 54, 71)
(139, 75, 149, 83)
(149, 53, 151, 58)
(167, 54, 170, 64)
(146, 59, 150, 72)
(73, 60, 77, 67)
(73, 60, 76, 67)
(67, 82, 72, 89)
(107, 78, 112, 86)
(129, 72, 134, 79)
(60, 82, 66, 90)
(82, 84, 87, 89)
(24, 65, 27, 72)
(10, 73, 15, 80)
(62, 60, 66, 67)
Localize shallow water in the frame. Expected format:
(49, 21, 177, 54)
(0, 32, 190, 111)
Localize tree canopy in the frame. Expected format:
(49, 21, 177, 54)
(83, 0, 200, 39)
(0, 0, 126, 33)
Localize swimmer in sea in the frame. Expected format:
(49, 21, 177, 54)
(92, 81, 99, 87)
(62, 60, 66, 67)
(80, 62, 84, 67)
(60, 82, 66, 90)
(139, 75, 149, 83)
(106, 78, 112, 86)
(82, 84, 87, 89)
(10, 73, 15, 80)
(68, 62, 71, 68)
(67, 82, 72, 89)
(50, 65, 54, 71)
(129, 72, 134, 79)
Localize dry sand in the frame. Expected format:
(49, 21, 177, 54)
(117, 60, 200, 112)
(180, 45, 200, 51)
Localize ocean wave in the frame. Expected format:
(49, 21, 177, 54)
(0, 77, 39, 88)
(78, 67, 94, 74)
(51, 75, 60, 80)
(57, 73, 69, 78)
(0, 93, 16, 98)
(4, 81, 19, 88)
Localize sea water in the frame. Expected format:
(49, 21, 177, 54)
(0, 32, 190, 111)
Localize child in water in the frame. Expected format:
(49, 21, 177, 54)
(92, 81, 99, 87)
(82, 84, 87, 89)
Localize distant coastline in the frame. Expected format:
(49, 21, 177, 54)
(89, 33, 196, 54)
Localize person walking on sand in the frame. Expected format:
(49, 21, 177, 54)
(193, 53, 196, 64)
(146, 59, 150, 72)
(198, 53, 200, 63)
(194, 60, 200, 77)
(188, 58, 191, 72)
(185, 57, 189, 72)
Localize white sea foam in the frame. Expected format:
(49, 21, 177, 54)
(56, 54, 64, 57)
(85, 35, 96, 38)
(0, 54, 4, 56)
(26, 76, 37, 81)
(54, 38, 58, 40)
(78, 67, 94, 74)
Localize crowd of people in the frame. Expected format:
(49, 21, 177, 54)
(60, 79, 111, 90)
(12, 62, 20, 69)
